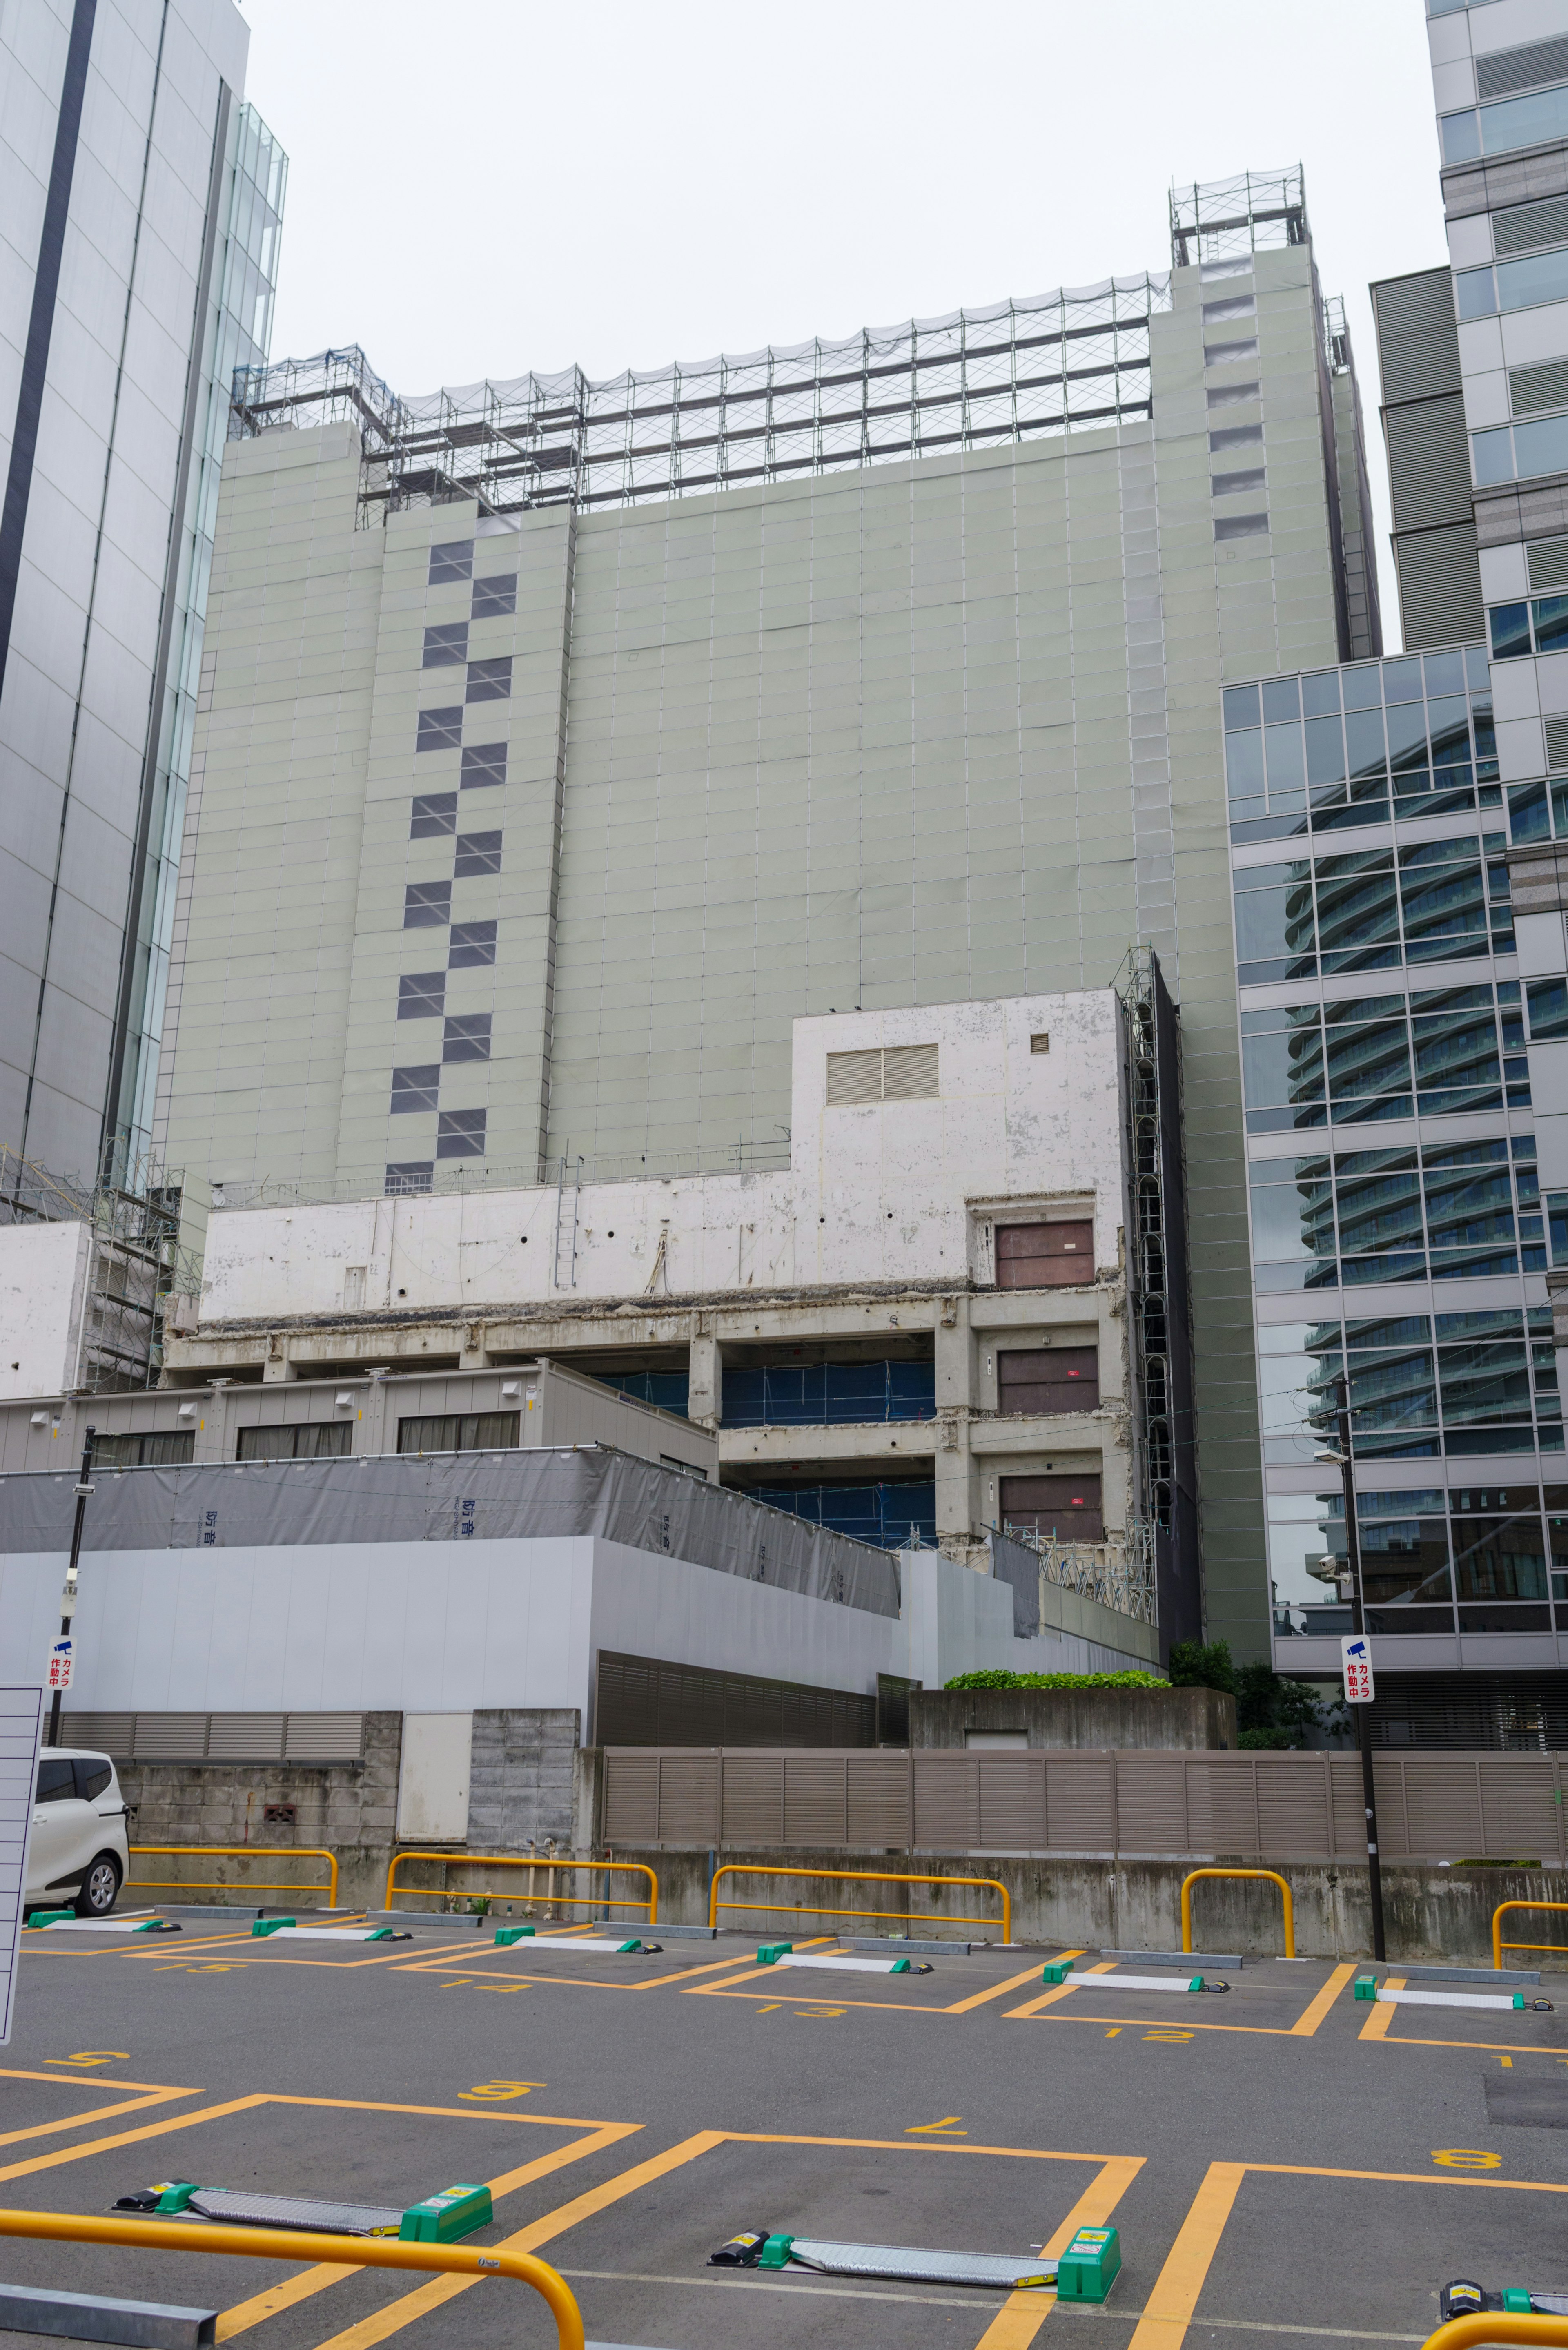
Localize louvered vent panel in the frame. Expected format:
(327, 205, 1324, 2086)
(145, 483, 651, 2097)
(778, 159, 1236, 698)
(601, 1753, 661, 1844)
(719, 1755, 785, 1845)
(1403, 1759, 1484, 1857)
(1476, 1759, 1560, 1860)
(655, 1752, 721, 1844)
(1512, 361, 1568, 417)
(1497, 194, 1568, 255)
(1373, 270, 1462, 404)
(1041, 1756, 1117, 1850)
(1386, 398, 1472, 531)
(286, 1713, 364, 1762)
(1529, 533, 1568, 587)
(1477, 34, 1568, 100)
(207, 1715, 285, 1761)
(58, 1714, 134, 1757)
(131, 1715, 209, 1760)
(912, 1756, 976, 1850)
(1546, 716, 1568, 768)
(846, 1755, 912, 1847)
(826, 1049, 882, 1105)
(1115, 1758, 1194, 1854)
(1252, 1757, 1336, 1858)
(1396, 522, 1484, 651)
(975, 1756, 1046, 1850)
(882, 1043, 938, 1099)
(781, 1756, 849, 1846)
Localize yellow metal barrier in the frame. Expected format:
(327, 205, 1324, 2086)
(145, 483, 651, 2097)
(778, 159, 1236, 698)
(385, 1851, 658, 1924)
(1423, 2319, 1568, 2348)
(0, 2207, 583, 2350)
(1180, 1867, 1295, 1959)
(129, 1845, 339, 1910)
(707, 1863, 1011, 1945)
(1493, 1898, 1568, 1972)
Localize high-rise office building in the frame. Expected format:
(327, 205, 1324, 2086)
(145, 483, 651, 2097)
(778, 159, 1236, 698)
(1226, 0, 1568, 1742)
(154, 169, 1377, 1654)
(0, 0, 284, 1190)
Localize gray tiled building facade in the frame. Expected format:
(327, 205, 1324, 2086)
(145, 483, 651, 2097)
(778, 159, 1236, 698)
(0, 0, 284, 1188)
(158, 171, 1379, 1657)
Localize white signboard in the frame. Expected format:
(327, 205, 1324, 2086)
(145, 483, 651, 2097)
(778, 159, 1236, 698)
(1341, 1632, 1374, 1704)
(0, 1686, 45, 2044)
(45, 1640, 72, 1692)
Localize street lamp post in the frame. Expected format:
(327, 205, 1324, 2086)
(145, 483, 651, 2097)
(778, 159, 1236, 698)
(1326, 1373, 1386, 1964)
(48, 1425, 95, 1750)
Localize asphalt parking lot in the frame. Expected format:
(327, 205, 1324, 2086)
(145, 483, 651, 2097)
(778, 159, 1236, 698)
(1, 1909, 1567, 2350)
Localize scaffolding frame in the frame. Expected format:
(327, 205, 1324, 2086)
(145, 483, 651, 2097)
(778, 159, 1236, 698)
(231, 280, 1169, 526)
(1169, 166, 1307, 269)
(0, 1149, 198, 1393)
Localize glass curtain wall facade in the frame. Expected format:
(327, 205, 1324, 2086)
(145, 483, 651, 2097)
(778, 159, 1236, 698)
(109, 104, 286, 1182)
(1229, 641, 1568, 1665)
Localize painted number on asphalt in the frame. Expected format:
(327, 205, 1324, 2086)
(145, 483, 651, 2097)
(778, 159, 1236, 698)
(461, 2081, 544, 2100)
(1432, 2149, 1501, 2169)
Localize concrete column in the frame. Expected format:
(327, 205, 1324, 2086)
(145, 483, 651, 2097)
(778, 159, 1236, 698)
(459, 1320, 491, 1369)
(688, 1329, 722, 1427)
(261, 1333, 294, 1382)
(933, 1297, 980, 1560)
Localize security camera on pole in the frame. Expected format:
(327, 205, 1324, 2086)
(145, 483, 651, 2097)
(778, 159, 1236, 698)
(47, 1426, 95, 1749)
(1317, 1378, 1385, 1964)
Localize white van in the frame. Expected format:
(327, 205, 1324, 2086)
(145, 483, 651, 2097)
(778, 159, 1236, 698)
(27, 1751, 130, 1917)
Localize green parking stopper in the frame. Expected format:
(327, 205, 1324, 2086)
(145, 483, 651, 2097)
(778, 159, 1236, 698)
(1503, 2290, 1533, 2313)
(250, 1918, 296, 1937)
(399, 2184, 492, 2243)
(1054, 2225, 1120, 2303)
(1352, 1975, 1378, 2001)
(756, 1944, 792, 1966)
(25, 1911, 75, 1929)
(1187, 1976, 1205, 1993)
(757, 2234, 795, 2270)
(154, 2183, 199, 2214)
(1512, 1992, 1526, 2010)
(1041, 1961, 1072, 1986)
(891, 1960, 912, 1974)
(494, 1926, 536, 1946)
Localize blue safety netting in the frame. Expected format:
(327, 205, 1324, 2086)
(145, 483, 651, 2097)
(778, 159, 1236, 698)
(752, 1481, 936, 1549)
(724, 1360, 935, 1427)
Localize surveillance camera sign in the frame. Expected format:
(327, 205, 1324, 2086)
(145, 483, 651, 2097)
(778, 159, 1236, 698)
(1340, 1634, 1374, 1704)
(45, 1640, 73, 1691)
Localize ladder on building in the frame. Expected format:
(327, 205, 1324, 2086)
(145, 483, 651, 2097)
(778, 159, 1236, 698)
(552, 1155, 582, 1290)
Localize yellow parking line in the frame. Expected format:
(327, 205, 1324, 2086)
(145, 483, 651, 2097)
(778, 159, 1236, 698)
(0, 2096, 270, 2186)
(1127, 2159, 1245, 2348)
(1289, 1962, 1357, 2036)
(0, 2085, 196, 2150)
(215, 2119, 641, 2341)
(1358, 1975, 1403, 2042)
(973, 2152, 1144, 2350)
(305, 2131, 729, 2350)
(946, 1963, 1057, 2016)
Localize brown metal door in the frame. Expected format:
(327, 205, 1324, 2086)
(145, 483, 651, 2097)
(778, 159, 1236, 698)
(995, 1220, 1093, 1287)
(998, 1474, 1103, 1541)
(997, 1347, 1100, 1414)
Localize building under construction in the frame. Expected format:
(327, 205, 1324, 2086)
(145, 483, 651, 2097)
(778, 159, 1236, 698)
(140, 167, 1377, 1657)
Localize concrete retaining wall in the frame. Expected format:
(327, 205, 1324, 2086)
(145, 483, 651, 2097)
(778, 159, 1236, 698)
(597, 1844, 1568, 1967)
(909, 1686, 1236, 1750)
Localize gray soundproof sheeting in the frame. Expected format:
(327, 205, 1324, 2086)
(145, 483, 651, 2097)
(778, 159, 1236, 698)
(0, 1445, 900, 1619)
(989, 1530, 1040, 1638)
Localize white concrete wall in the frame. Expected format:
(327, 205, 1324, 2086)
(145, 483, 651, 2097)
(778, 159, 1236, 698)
(197, 990, 1125, 1322)
(0, 1222, 89, 1400)
(0, 1531, 1151, 1720)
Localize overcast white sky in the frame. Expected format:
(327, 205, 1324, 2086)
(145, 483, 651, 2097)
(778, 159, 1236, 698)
(238, 0, 1448, 653)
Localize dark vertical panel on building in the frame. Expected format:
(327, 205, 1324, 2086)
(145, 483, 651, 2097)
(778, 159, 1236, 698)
(1154, 956, 1201, 1651)
(593, 1650, 875, 1748)
(0, 0, 98, 700)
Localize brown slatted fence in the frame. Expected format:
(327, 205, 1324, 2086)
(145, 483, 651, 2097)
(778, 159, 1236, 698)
(601, 1747, 1568, 1860)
